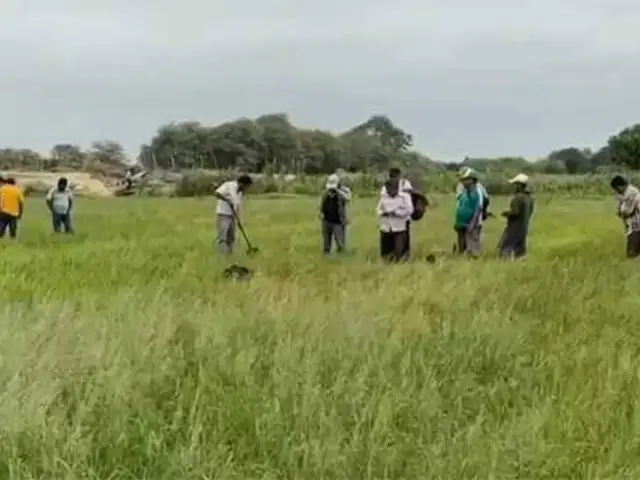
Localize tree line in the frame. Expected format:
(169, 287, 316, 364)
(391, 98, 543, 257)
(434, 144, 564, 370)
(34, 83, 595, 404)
(2, 113, 640, 175)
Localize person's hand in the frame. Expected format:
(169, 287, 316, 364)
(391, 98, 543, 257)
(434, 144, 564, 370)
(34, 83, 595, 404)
(501, 210, 509, 217)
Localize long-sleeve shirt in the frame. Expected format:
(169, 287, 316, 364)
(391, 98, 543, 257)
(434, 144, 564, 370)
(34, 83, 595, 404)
(504, 190, 535, 236)
(215, 180, 242, 217)
(381, 178, 413, 224)
(377, 191, 414, 232)
(618, 184, 640, 235)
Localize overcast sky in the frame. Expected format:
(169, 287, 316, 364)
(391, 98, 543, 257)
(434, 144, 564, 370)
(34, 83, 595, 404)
(1, 0, 639, 162)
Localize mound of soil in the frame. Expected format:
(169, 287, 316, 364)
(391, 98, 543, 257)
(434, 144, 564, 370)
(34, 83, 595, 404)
(5, 171, 113, 197)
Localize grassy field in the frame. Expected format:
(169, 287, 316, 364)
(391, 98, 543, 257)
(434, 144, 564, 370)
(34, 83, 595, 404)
(0, 194, 639, 479)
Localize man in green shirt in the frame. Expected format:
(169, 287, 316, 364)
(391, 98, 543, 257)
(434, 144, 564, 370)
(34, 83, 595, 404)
(498, 173, 535, 258)
(454, 169, 482, 257)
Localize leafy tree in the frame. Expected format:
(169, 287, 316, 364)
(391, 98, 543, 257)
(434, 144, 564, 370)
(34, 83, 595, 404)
(608, 124, 640, 170)
(90, 140, 128, 167)
(548, 147, 591, 174)
(51, 143, 86, 169)
(138, 113, 429, 174)
(345, 115, 413, 152)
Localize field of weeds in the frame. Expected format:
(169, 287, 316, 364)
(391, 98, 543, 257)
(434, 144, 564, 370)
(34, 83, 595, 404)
(0, 195, 638, 479)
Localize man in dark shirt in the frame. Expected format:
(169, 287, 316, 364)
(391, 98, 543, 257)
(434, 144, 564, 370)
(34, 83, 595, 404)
(499, 173, 535, 258)
(320, 174, 348, 254)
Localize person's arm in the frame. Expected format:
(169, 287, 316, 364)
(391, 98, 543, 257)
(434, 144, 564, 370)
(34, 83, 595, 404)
(377, 197, 391, 217)
(621, 192, 640, 217)
(502, 195, 521, 219)
(392, 193, 414, 218)
(18, 190, 25, 218)
(68, 192, 74, 212)
(45, 188, 54, 211)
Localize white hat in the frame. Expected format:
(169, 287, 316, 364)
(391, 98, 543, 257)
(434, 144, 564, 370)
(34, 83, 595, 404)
(509, 173, 529, 184)
(459, 167, 477, 180)
(325, 174, 340, 190)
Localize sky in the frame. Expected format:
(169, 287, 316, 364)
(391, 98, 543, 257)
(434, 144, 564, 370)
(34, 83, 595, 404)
(1, 0, 640, 162)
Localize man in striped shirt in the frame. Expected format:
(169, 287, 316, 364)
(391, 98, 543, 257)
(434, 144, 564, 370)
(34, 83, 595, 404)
(611, 175, 640, 258)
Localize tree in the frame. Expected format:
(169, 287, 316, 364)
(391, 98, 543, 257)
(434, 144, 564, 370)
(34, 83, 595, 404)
(90, 140, 128, 167)
(608, 124, 640, 170)
(51, 144, 86, 169)
(548, 147, 591, 174)
(140, 113, 427, 174)
(345, 114, 413, 153)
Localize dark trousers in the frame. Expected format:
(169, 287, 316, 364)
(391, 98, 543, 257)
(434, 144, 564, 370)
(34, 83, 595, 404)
(627, 231, 640, 258)
(53, 212, 73, 233)
(0, 213, 18, 238)
(403, 220, 411, 256)
(380, 230, 407, 262)
(322, 221, 346, 254)
(499, 227, 527, 258)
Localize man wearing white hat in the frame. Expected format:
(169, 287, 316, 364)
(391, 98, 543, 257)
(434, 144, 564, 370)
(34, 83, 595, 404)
(456, 167, 490, 220)
(454, 168, 483, 256)
(319, 174, 351, 254)
(498, 173, 535, 258)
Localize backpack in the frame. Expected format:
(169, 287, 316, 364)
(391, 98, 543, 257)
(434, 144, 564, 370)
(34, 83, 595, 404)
(410, 191, 428, 221)
(481, 192, 491, 220)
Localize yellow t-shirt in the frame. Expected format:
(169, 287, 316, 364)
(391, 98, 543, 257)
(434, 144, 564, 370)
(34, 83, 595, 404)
(0, 184, 25, 217)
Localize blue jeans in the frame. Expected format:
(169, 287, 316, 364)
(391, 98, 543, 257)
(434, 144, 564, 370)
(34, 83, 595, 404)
(52, 212, 73, 233)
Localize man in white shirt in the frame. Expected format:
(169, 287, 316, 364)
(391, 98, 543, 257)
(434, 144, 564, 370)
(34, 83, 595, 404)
(214, 174, 253, 255)
(46, 177, 74, 233)
(381, 168, 413, 256)
(377, 177, 414, 262)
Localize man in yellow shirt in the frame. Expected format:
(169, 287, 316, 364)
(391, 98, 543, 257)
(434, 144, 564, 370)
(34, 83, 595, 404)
(0, 178, 24, 238)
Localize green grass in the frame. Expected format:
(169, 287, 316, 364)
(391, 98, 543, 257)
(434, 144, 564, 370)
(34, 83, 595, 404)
(0, 195, 639, 479)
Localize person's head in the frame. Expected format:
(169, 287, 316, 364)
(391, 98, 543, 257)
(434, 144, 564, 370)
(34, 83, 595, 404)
(388, 167, 401, 180)
(325, 174, 340, 193)
(611, 174, 629, 195)
(6, 177, 15, 185)
(509, 173, 529, 192)
(460, 168, 476, 189)
(57, 177, 68, 191)
(236, 174, 253, 192)
(385, 178, 399, 197)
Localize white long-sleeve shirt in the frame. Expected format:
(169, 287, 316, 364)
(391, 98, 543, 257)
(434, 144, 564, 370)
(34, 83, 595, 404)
(381, 178, 413, 223)
(215, 180, 243, 216)
(376, 191, 414, 232)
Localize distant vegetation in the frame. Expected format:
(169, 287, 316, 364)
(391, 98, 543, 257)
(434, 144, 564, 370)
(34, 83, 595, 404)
(3, 114, 640, 175)
(4, 113, 640, 197)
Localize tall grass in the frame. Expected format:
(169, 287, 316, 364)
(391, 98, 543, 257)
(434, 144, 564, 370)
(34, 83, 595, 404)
(173, 171, 630, 198)
(0, 195, 638, 478)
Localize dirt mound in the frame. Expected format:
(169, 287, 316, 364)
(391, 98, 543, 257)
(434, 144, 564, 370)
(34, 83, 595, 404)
(5, 171, 113, 197)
